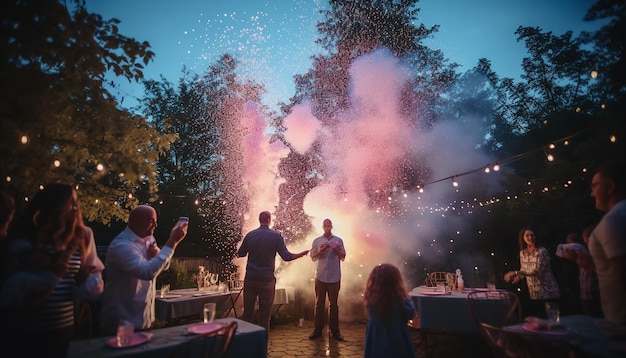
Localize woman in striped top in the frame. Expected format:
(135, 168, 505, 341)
(0, 183, 95, 358)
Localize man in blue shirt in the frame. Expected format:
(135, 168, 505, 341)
(237, 211, 309, 334)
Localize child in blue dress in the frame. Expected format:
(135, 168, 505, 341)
(363, 263, 416, 358)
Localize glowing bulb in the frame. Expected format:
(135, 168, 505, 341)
(484, 166, 490, 173)
(591, 70, 598, 79)
(610, 135, 616, 143)
(493, 164, 500, 171)
(452, 178, 459, 187)
(53, 160, 61, 167)
(5, 176, 11, 182)
(549, 143, 555, 149)
(20, 135, 28, 144)
(546, 153, 554, 162)
(96, 163, 104, 171)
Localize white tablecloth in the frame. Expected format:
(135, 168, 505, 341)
(410, 286, 479, 333)
(155, 288, 232, 322)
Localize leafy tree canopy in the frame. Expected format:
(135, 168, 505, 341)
(0, 0, 176, 224)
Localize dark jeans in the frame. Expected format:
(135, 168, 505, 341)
(313, 279, 341, 334)
(242, 278, 276, 333)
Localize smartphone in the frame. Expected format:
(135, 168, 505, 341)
(178, 216, 189, 224)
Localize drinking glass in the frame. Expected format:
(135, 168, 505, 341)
(545, 302, 560, 322)
(160, 283, 170, 298)
(203, 302, 216, 323)
(210, 273, 219, 290)
(436, 282, 445, 293)
(116, 320, 134, 347)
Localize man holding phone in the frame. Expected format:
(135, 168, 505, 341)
(99, 206, 189, 334)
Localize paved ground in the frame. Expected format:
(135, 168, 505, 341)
(266, 319, 490, 358)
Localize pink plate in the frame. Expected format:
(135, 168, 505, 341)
(187, 322, 223, 335)
(106, 332, 152, 348)
(420, 291, 451, 296)
(521, 323, 567, 335)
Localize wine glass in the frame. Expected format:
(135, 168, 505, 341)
(210, 273, 219, 290)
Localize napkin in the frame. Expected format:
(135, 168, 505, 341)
(556, 243, 587, 258)
(523, 316, 564, 331)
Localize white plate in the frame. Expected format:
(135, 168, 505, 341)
(193, 291, 220, 297)
(106, 332, 152, 348)
(187, 322, 223, 335)
(420, 291, 451, 296)
(160, 294, 183, 299)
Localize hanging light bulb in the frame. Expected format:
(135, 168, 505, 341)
(591, 70, 598, 79)
(484, 166, 490, 173)
(452, 177, 459, 187)
(545, 151, 554, 162)
(493, 164, 500, 171)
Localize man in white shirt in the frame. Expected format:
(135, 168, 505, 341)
(588, 161, 626, 324)
(309, 218, 346, 341)
(99, 205, 188, 334)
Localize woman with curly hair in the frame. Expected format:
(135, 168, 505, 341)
(363, 263, 416, 358)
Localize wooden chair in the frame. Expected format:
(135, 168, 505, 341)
(169, 321, 238, 358)
(426, 271, 455, 288)
(467, 290, 522, 329)
(480, 323, 579, 358)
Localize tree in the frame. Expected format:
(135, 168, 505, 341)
(273, 0, 458, 241)
(0, 0, 175, 224)
(139, 55, 266, 270)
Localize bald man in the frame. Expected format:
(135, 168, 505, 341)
(99, 205, 188, 334)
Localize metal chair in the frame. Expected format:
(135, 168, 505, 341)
(467, 290, 522, 329)
(480, 322, 579, 358)
(169, 321, 238, 358)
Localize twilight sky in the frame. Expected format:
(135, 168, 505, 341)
(83, 0, 604, 296)
(85, 0, 602, 111)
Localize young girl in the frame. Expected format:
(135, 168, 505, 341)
(363, 263, 416, 358)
